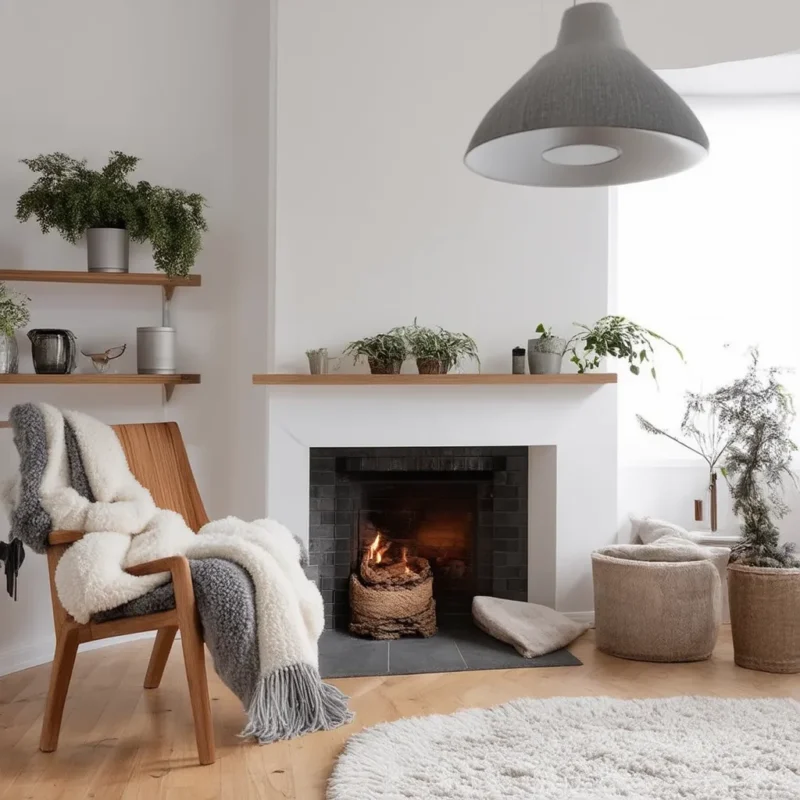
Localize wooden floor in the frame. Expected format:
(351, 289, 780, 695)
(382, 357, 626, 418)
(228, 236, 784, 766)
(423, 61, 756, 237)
(2, 626, 799, 799)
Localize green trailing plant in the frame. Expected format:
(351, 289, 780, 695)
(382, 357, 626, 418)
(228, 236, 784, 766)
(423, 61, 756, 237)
(534, 323, 554, 339)
(531, 323, 566, 355)
(17, 151, 207, 277)
(394, 319, 480, 373)
(564, 315, 683, 380)
(0, 283, 30, 338)
(343, 332, 408, 371)
(711, 350, 798, 568)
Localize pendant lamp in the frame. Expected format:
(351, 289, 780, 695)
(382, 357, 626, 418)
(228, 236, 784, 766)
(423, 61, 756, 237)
(464, 2, 709, 187)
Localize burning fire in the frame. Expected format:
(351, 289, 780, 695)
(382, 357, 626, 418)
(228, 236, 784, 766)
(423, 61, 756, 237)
(367, 532, 391, 564)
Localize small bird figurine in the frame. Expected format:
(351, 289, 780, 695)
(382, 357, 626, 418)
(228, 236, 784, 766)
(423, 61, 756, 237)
(80, 344, 126, 373)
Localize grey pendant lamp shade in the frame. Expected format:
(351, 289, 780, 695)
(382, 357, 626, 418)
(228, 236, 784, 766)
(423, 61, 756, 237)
(464, 2, 709, 187)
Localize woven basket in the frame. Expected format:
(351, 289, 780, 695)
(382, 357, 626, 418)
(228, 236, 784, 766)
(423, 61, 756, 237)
(728, 564, 800, 673)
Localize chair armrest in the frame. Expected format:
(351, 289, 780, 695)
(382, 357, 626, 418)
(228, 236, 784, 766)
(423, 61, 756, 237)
(48, 530, 86, 546)
(125, 556, 196, 619)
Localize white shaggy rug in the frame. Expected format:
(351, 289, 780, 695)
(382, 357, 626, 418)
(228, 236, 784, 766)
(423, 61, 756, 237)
(327, 696, 800, 800)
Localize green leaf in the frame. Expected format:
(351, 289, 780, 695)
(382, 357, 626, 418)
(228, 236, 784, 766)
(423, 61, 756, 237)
(630, 364, 640, 375)
(535, 323, 545, 334)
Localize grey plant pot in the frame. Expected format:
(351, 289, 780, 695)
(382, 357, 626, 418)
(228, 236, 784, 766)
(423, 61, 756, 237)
(87, 227, 129, 273)
(137, 326, 176, 374)
(527, 336, 566, 374)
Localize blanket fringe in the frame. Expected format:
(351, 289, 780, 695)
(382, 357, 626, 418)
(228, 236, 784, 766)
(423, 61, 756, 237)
(241, 663, 354, 744)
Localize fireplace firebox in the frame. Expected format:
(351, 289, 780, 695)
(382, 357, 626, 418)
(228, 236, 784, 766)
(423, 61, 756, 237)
(309, 447, 529, 630)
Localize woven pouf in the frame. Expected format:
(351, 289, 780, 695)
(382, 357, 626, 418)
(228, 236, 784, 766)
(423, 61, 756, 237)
(592, 550, 721, 662)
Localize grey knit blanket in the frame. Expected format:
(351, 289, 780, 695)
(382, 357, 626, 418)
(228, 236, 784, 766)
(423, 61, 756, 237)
(5, 403, 353, 742)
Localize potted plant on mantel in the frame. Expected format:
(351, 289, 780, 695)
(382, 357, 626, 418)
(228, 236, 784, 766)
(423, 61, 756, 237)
(344, 331, 408, 374)
(396, 320, 480, 374)
(533, 316, 683, 379)
(528, 324, 566, 375)
(16, 151, 207, 276)
(0, 283, 30, 374)
(710, 351, 800, 673)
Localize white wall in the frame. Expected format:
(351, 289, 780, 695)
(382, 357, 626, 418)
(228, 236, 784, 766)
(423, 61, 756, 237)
(0, 0, 271, 675)
(274, 0, 611, 374)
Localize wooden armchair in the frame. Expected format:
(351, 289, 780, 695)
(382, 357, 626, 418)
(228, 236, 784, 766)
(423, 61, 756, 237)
(42, 422, 215, 765)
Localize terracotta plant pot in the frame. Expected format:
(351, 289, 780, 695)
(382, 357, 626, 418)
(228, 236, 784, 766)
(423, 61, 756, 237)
(368, 358, 402, 375)
(416, 358, 447, 374)
(728, 563, 800, 673)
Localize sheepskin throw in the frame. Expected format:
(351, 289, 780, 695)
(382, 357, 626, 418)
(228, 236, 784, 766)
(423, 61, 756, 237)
(327, 697, 800, 799)
(471, 596, 588, 658)
(3, 403, 353, 742)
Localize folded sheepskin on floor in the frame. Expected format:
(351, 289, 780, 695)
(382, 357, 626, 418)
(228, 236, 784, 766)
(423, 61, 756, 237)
(472, 596, 589, 658)
(3, 403, 353, 743)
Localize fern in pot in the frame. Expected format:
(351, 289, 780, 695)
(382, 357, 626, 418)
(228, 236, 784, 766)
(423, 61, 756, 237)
(17, 151, 207, 276)
(709, 351, 800, 673)
(344, 331, 407, 374)
(396, 320, 479, 374)
(0, 283, 30, 374)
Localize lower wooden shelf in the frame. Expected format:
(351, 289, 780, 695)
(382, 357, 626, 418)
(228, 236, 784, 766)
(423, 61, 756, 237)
(0, 373, 201, 402)
(253, 373, 617, 386)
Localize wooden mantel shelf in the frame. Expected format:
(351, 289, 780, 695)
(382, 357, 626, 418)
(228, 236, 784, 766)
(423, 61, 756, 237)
(0, 269, 201, 288)
(0, 373, 201, 402)
(253, 373, 616, 386)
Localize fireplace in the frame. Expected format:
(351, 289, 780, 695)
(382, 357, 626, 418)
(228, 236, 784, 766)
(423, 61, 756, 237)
(308, 447, 529, 630)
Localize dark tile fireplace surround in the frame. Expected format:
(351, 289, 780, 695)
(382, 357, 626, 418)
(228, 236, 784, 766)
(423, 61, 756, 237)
(308, 446, 529, 630)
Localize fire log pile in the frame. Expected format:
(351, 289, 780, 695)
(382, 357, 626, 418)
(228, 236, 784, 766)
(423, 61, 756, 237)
(349, 533, 437, 639)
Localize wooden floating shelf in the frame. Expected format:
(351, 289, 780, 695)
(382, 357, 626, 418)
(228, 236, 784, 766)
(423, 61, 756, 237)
(253, 373, 617, 386)
(0, 269, 201, 288)
(0, 373, 201, 402)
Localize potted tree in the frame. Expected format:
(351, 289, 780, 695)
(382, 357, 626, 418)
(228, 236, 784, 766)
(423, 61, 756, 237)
(396, 320, 479, 374)
(712, 351, 800, 673)
(528, 324, 566, 375)
(344, 331, 408, 374)
(17, 151, 207, 276)
(0, 283, 30, 374)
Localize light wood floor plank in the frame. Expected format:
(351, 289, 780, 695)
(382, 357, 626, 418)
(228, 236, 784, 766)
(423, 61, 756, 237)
(1, 627, 799, 799)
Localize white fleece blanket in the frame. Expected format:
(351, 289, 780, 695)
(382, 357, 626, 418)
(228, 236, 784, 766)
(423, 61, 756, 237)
(40, 405, 323, 676)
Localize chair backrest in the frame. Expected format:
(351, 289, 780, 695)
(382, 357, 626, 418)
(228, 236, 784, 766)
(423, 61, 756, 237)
(112, 422, 208, 532)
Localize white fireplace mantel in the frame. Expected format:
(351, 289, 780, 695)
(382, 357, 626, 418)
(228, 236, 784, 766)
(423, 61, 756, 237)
(261, 383, 617, 616)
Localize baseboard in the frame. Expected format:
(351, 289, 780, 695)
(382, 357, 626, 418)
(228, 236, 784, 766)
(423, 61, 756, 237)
(0, 631, 156, 678)
(563, 611, 595, 627)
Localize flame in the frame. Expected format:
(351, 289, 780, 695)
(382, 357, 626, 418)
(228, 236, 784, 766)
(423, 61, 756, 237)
(367, 533, 382, 563)
(401, 546, 412, 575)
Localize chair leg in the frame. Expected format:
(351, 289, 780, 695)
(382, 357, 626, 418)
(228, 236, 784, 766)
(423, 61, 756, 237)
(179, 616, 215, 765)
(144, 627, 178, 689)
(40, 628, 80, 753)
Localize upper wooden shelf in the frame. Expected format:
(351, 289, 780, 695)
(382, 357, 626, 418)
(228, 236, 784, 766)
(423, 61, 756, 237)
(252, 373, 616, 386)
(0, 270, 200, 288)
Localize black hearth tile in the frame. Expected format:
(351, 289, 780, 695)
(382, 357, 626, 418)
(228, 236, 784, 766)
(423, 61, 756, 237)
(320, 577, 334, 591)
(494, 498, 521, 513)
(319, 630, 390, 679)
(311, 538, 335, 553)
(344, 457, 361, 472)
(334, 538, 350, 553)
(310, 471, 335, 486)
(496, 528, 523, 542)
(492, 485, 518, 499)
(494, 471, 508, 485)
(319, 511, 335, 525)
(335, 524, 352, 540)
(321, 589, 334, 603)
(452, 458, 468, 471)
(312, 448, 338, 458)
(310, 456, 336, 471)
(439, 458, 454, 470)
(335, 511, 352, 525)
(334, 550, 351, 565)
(308, 525, 333, 542)
(388, 635, 467, 676)
(310, 497, 336, 512)
(335, 497, 354, 511)
(320, 552, 336, 566)
(449, 624, 582, 671)
(318, 485, 336, 499)
(309, 511, 321, 526)
(389, 458, 405, 471)
(506, 456, 528, 472)
(506, 471, 526, 486)
(334, 576, 349, 592)
(508, 578, 527, 592)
